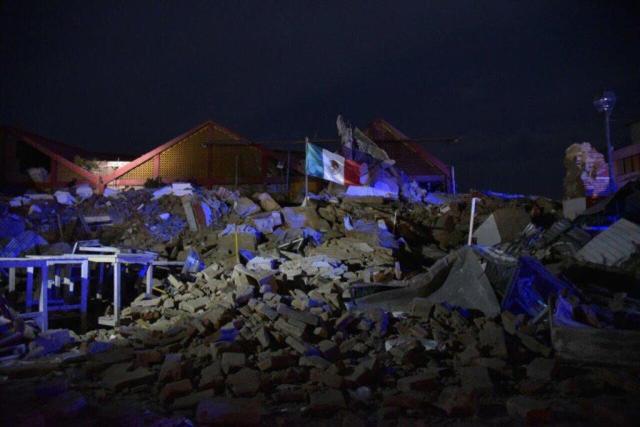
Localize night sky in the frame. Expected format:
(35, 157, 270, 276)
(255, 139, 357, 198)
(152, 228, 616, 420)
(1, 1, 639, 197)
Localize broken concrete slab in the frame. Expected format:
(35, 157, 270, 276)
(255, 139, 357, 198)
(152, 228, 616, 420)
(234, 197, 261, 217)
(473, 207, 530, 246)
(425, 247, 500, 317)
(254, 192, 281, 212)
(178, 296, 209, 313)
(276, 303, 321, 326)
(550, 295, 640, 367)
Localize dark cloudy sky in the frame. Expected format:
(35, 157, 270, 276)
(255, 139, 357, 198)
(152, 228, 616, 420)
(1, 1, 639, 197)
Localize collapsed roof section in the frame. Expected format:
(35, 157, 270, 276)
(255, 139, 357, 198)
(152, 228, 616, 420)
(0, 126, 129, 190)
(364, 118, 453, 190)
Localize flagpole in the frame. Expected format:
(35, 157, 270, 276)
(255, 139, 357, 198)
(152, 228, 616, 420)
(304, 137, 309, 206)
(451, 165, 456, 196)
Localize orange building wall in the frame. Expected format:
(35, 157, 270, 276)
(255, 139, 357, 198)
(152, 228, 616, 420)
(116, 123, 264, 185)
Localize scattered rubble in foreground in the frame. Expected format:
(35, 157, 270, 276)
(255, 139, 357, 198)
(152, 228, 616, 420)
(1, 181, 640, 426)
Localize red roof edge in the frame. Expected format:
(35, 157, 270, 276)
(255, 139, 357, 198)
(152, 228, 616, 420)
(366, 118, 451, 179)
(102, 120, 276, 184)
(1, 126, 99, 184)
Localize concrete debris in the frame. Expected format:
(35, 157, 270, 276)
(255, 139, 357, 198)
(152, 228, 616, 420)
(1, 177, 639, 425)
(473, 207, 531, 246)
(75, 184, 93, 200)
(53, 190, 76, 206)
(424, 246, 500, 317)
(234, 197, 261, 217)
(254, 192, 281, 211)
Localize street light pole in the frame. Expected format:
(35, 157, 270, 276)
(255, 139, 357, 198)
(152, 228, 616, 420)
(604, 109, 616, 193)
(593, 90, 617, 194)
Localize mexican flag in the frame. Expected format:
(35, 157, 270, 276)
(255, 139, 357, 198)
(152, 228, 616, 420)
(306, 143, 363, 185)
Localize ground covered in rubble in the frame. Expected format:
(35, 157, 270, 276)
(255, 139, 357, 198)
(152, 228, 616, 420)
(1, 183, 640, 426)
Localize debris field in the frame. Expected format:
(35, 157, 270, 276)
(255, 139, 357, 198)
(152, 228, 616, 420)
(1, 178, 640, 426)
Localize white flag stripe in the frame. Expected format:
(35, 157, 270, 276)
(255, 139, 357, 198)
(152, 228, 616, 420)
(321, 148, 345, 185)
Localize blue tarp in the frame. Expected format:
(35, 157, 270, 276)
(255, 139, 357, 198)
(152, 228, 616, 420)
(552, 294, 588, 328)
(0, 230, 47, 257)
(501, 256, 575, 317)
(239, 249, 256, 262)
(484, 190, 528, 200)
(0, 214, 26, 239)
(216, 326, 239, 343)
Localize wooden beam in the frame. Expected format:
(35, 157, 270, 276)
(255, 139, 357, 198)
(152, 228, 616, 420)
(182, 197, 198, 232)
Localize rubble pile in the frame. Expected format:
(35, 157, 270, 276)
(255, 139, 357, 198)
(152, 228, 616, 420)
(1, 181, 640, 425)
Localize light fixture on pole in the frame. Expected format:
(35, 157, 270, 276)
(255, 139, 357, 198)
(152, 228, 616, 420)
(593, 90, 617, 193)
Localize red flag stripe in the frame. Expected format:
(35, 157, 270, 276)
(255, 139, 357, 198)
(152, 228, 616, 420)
(344, 159, 361, 185)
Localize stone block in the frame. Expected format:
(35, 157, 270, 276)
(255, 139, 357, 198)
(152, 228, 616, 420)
(179, 296, 209, 313)
(221, 352, 246, 374)
(199, 362, 223, 390)
(227, 368, 261, 397)
(159, 353, 184, 382)
(160, 379, 193, 403)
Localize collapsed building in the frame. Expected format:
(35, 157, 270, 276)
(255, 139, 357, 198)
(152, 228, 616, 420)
(364, 118, 454, 192)
(1, 117, 639, 425)
(1, 117, 454, 199)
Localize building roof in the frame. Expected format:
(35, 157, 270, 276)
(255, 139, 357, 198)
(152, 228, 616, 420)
(101, 120, 276, 185)
(1, 126, 133, 161)
(576, 218, 640, 267)
(364, 119, 451, 178)
(1, 126, 134, 185)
